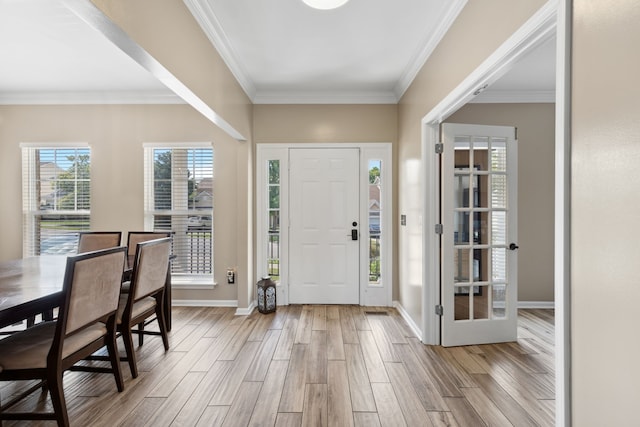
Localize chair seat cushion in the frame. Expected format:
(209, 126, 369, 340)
(0, 322, 107, 370)
(116, 295, 156, 324)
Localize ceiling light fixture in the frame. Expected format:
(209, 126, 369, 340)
(302, 0, 350, 10)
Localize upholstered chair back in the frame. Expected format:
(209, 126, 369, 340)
(131, 238, 171, 301)
(77, 232, 122, 254)
(64, 247, 126, 335)
(126, 232, 170, 258)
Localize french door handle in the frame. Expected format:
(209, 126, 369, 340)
(350, 229, 358, 240)
(509, 243, 519, 251)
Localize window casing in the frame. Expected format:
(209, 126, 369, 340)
(144, 143, 214, 285)
(21, 144, 91, 257)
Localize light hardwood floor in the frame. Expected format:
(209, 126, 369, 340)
(0, 306, 555, 426)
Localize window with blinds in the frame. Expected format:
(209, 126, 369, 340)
(21, 144, 91, 256)
(144, 144, 214, 284)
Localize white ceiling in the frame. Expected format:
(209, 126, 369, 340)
(0, 0, 555, 106)
(0, 0, 180, 104)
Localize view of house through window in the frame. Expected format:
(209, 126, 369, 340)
(145, 145, 213, 282)
(21, 146, 91, 256)
(369, 160, 382, 284)
(267, 160, 280, 282)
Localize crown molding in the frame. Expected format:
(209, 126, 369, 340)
(422, 0, 557, 124)
(393, 0, 468, 100)
(186, 0, 468, 105)
(253, 90, 398, 105)
(0, 91, 185, 105)
(469, 90, 555, 103)
(183, 0, 256, 101)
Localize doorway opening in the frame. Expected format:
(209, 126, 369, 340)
(256, 143, 393, 307)
(420, 0, 570, 424)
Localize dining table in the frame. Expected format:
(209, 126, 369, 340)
(0, 254, 173, 331)
(0, 256, 67, 330)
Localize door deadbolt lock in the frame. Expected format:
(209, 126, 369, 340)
(509, 243, 519, 251)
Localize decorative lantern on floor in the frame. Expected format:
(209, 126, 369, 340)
(257, 276, 276, 314)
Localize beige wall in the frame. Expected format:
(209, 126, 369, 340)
(253, 104, 397, 144)
(91, 0, 255, 309)
(0, 104, 244, 304)
(92, 0, 252, 139)
(397, 0, 547, 327)
(446, 103, 555, 302)
(253, 104, 399, 297)
(572, 0, 640, 424)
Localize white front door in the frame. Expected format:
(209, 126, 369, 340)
(441, 124, 518, 347)
(289, 148, 360, 304)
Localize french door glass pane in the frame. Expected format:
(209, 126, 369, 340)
(491, 138, 508, 172)
(477, 174, 489, 208)
(454, 174, 470, 209)
(454, 248, 471, 283)
(492, 211, 507, 245)
(491, 174, 507, 208)
(454, 212, 470, 245)
(492, 284, 507, 318)
(473, 286, 489, 320)
(474, 211, 489, 245)
(454, 288, 470, 320)
(473, 139, 489, 172)
(451, 130, 516, 323)
(492, 248, 507, 282)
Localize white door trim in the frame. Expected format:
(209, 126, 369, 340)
(420, 0, 570, 424)
(256, 142, 393, 307)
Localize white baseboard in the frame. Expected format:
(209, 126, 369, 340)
(518, 301, 554, 309)
(393, 300, 422, 340)
(235, 301, 255, 316)
(172, 299, 256, 316)
(172, 299, 238, 307)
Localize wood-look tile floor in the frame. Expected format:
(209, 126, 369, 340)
(0, 306, 555, 426)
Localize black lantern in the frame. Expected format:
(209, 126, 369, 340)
(257, 276, 276, 314)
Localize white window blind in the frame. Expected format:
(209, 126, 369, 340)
(144, 144, 213, 284)
(21, 144, 91, 256)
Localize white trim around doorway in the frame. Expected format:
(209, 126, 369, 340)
(420, 0, 570, 425)
(256, 143, 393, 308)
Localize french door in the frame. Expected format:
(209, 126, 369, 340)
(441, 124, 518, 347)
(288, 148, 360, 304)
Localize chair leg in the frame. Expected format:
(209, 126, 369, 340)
(138, 322, 144, 347)
(155, 297, 170, 351)
(46, 370, 69, 427)
(106, 331, 125, 392)
(121, 327, 139, 379)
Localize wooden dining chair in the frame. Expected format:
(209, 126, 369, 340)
(121, 231, 171, 285)
(77, 231, 122, 254)
(126, 231, 171, 259)
(117, 237, 171, 378)
(24, 231, 124, 329)
(0, 247, 127, 426)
